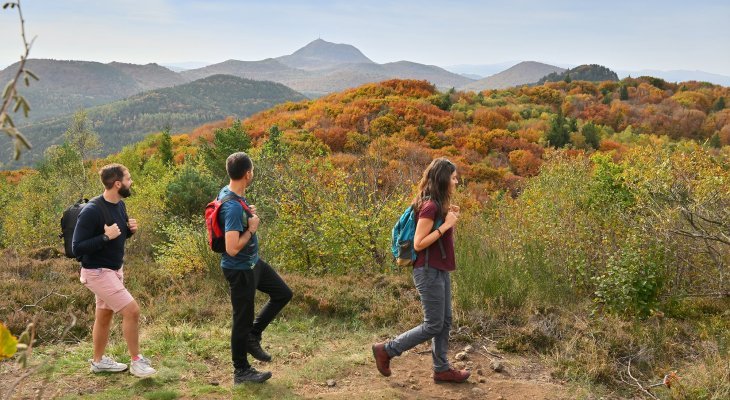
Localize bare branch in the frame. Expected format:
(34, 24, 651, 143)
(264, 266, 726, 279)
(626, 357, 658, 400)
(15, 291, 70, 313)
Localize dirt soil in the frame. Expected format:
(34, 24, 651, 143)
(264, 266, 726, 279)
(1, 341, 578, 399)
(297, 341, 574, 400)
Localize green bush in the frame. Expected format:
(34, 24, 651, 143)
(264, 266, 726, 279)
(593, 241, 665, 317)
(153, 219, 222, 285)
(164, 162, 219, 220)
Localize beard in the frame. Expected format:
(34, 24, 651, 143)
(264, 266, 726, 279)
(119, 185, 132, 198)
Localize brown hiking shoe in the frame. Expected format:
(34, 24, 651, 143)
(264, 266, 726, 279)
(433, 368, 470, 383)
(371, 343, 392, 377)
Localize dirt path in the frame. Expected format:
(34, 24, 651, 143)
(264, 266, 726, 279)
(296, 341, 574, 400)
(1, 334, 579, 400)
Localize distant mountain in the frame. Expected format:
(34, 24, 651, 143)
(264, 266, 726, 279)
(276, 38, 375, 70)
(459, 73, 483, 80)
(0, 59, 139, 122)
(7, 75, 306, 167)
(444, 62, 520, 79)
(537, 64, 619, 84)
(161, 61, 212, 72)
(107, 62, 187, 90)
(616, 69, 730, 86)
(382, 61, 472, 88)
(0, 59, 185, 122)
(182, 39, 473, 97)
(180, 58, 312, 84)
(460, 61, 565, 91)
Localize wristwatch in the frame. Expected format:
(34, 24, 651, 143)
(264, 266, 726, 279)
(102, 234, 110, 242)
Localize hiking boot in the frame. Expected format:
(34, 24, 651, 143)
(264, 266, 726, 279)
(234, 366, 272, 384)
(130, 356, 157, 378)
(371, 342, 392, 377)
(247, 334, 272, 362)
(90, 355, 128, 373)
(433, 368, 470, 383)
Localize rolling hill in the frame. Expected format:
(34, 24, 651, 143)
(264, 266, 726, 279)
(7, 75, 306, 167)
(0, 59, 187, 122)
(536, 64, 619, 84)
(460, 61, 565, 91)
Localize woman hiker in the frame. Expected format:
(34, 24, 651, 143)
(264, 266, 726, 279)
(372, 157, 470, 383)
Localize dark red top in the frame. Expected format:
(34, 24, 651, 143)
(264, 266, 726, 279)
(413, 200, 455, 272)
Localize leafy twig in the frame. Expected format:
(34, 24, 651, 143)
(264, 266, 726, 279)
(1, 0, 38, 160)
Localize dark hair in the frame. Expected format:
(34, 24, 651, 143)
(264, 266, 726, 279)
(412, 157, 456, 221)
(99, 163, 128, 189)
(226, 152, 253, 180)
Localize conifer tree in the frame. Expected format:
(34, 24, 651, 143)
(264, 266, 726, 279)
(713, 96, 726, 112)
(158, 127, 174, 166)
(619, 85, 629, 101)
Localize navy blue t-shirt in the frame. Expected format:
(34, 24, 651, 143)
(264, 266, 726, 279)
(72, 196, 131, 270)
(218, 186, 259, 270)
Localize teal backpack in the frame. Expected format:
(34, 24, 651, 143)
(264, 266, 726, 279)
(391, 204, 445, 267)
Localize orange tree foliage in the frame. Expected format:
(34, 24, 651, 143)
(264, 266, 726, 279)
(181, 78, 730, 198)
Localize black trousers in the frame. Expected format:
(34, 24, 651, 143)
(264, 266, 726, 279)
(223, 259, 293, 370)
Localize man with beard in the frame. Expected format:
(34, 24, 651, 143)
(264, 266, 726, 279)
(72, 163, 156, 378)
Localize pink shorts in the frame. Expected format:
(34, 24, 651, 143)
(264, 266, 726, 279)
(79, 267, 134, 313)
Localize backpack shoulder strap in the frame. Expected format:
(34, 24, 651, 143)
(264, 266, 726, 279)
(419, 199, 447, 261)
(90, 195, 114, 227)
(219, 193, 253, 217)
(119, 200, 129, 222)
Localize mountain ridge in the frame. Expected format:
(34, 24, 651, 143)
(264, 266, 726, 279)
(6, 74, 306, 167)
(460, 61, 565, 91)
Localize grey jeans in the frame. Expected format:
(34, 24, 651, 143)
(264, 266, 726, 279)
(385, 266, 452, 372)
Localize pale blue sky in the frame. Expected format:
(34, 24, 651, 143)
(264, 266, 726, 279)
(1, 0, 728, 74)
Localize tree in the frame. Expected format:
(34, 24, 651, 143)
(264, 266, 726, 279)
(261, 125, 289, 162)
(709, 132, 722, 148)
(581, 121, 601, 149)
(713, 96, 726, 112)
(164, 162, 219, 219)
(546, 112, 570, 148)
(63, 109, 101, 195)
(199, 119, 252, 180)
(619, 85, 629, 101)
(158, 127, 174, 166)
(1, 0, 38, 161)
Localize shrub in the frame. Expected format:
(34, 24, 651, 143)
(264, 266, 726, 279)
(164, 162, 219, 220)
(593, 241, 666, 317)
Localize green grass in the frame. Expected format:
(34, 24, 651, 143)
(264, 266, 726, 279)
(11, 311, 389, 399)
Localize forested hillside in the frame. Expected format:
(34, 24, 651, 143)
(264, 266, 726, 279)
(537, 64, 619, 84)
(7, 75, 306, 166)
(239, 77, 729, 195)
(0, 59, 187, 122)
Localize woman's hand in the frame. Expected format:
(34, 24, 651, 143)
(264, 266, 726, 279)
(444, 210, 459, 229)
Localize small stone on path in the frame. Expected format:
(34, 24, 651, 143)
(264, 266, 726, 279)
(490, 360, 505, 373)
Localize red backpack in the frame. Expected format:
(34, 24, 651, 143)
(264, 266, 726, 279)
(205, 193, 253, 253)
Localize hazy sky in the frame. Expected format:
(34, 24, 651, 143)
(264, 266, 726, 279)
(1, 0, 728, 74)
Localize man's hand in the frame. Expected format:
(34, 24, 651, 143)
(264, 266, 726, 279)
(248, 215, 261, 233)
(104, 223, 122, 240)
(128, 218, 138, 234)
(249, 205, 257, 215)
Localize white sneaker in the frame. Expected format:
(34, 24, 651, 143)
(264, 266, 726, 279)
(90, 355, 128, 373)
(130, 356, 156, 378)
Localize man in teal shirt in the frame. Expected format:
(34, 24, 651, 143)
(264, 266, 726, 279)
(219, 152, 293, 385)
